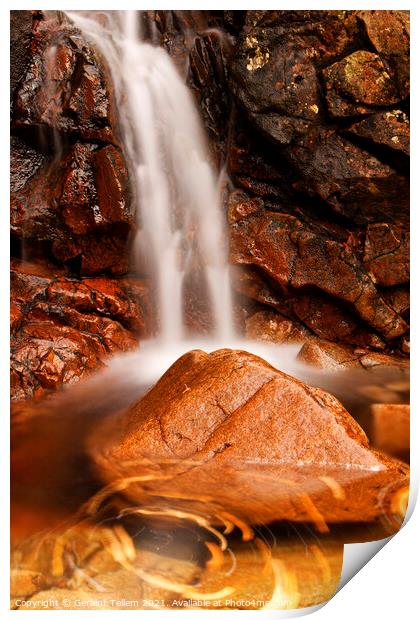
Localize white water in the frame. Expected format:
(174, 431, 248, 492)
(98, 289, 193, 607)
(68, 10, 233, 343)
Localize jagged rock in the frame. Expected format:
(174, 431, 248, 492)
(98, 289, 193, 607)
(382, 287, 409, 319)
(323, 50, 401, 116)
(297, 340, 409, 374)
(229, 192, 407, 340)
(346, 110, 409, 157)
(241, 11, 360, 63)
(92, 349, 409, 528)
(12, 11, 118, 142)
(10, 11, 135, 275)
(235, 271, 385, 350)
(10, 11, 33, 102)
(245, 310, 310, 344)
(290, 296, 385, 349)
(10, 259, 149, 401)
(358, 10, 409, 100)
(11, 139, 133, 275)
(225, 10, 409, 343)
(229, 11, 360, 145)
(230, 33, 320, 146)
(286, 130, 408, 226)
(363, 224, 409, 287)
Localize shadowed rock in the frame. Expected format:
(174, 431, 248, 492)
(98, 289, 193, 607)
(229, 192, 408, 341)
(10, 11, 135, 275)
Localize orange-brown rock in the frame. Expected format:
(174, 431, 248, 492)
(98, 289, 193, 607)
(92, 349, 409, 530)
(10, 11, 135, 275)
(358, 10, 409, 100)
(229, 192, 407, 341)
(227, 11, 409, 224)
(11, 138, 133, 276)
(363, 223, 409, 287)
(222, 10, 409, 347)
(232, 266, 386, 351)
(346, 110, 409, 157)
(370, 404, 410, 463)
(297, 340, 409, 374)
(323, 51, 402, 116)
(245, 310, 309, 344)
(12, 11, 118, 142)
(11, 259, 149, 401)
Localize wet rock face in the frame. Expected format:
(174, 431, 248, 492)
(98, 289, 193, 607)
(10, 11, 143, 400)
(153, 11, 409, 353)
(221, 10, 409, 353)
(12, 12, 117, 142)
(11, 138, 133, 275)
(10, 9, 410, 402)
(11, 259, 149, 401)
(363, 224, 409, 287)
(11, 11, 134, 275)
(229, 192, 407, 342)
(92, 349, 409, 528)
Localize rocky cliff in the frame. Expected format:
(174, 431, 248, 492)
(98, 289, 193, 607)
(10, 10, 409, 400)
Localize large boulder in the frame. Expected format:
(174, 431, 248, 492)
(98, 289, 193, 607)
(91, 349, 409, 531)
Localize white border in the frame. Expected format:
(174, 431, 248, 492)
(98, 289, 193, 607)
(2, 2, 418, 618)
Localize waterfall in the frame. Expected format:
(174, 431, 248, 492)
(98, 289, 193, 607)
(67, 11, 234, 343)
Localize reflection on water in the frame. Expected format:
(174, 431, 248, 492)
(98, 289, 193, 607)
(11, 502, 345, 609)
(11, 341, 409, 610)
(10, 457, 407, 610)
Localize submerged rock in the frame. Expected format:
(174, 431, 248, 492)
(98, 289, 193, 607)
(92, 349, 409, 530)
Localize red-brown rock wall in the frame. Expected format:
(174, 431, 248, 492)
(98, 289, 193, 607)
(10, 10, 410, 400)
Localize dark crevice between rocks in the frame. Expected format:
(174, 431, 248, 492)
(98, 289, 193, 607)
(65, 254, 83, 276)
(341, 130, 409, 176)
(11, 123, 118, 158)
(10, 233, 58, 266)
(11, 125, 71, 159)
(236, 262, 399, 352)
(10, 234, 24, 261)
(223, 11, 247, 35)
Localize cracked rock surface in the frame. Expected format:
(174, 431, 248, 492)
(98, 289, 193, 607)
(10, 10, 410, 399)
(91, 349, 409, 528)
(11, 259, 149, 401)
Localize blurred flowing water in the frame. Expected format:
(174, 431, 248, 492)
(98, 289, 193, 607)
(10, 11, 409, 610)
(68, 10, 233, 343)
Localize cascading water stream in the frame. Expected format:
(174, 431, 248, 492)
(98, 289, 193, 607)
(68, 10, 234, 343)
